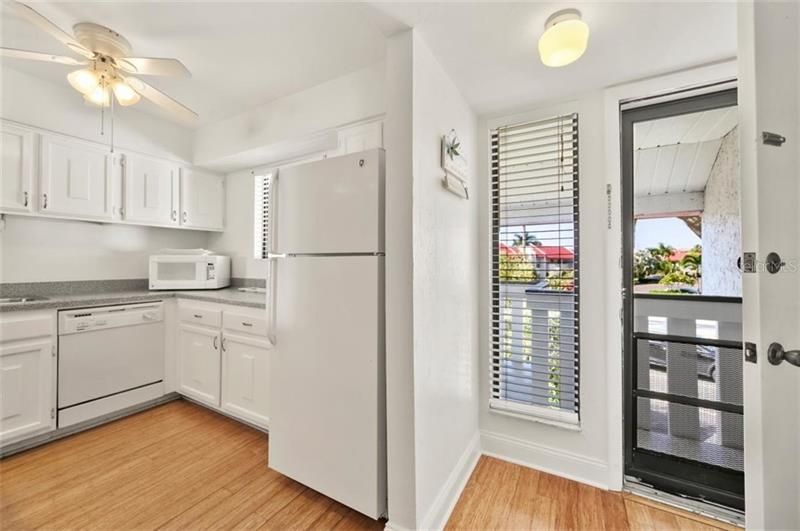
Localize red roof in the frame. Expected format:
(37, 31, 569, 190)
(530, 245, 574, 261)
(499, 243, 520, 256)
(668, 250, 689, 262)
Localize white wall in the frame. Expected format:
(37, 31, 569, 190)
(702, 127, 741, 296)
(0, 215, 207, 282)
(1, 66, 208, 284)
(478, 93, 610, 488)
(410, 32, 480, 530)
(384, 30, 417, 531)
(383, 30, 480, 531)
(206, 168, 266, 280)
(193, 62, 385, 169)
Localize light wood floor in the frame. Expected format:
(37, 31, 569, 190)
(446, 456, 739, 531)
(0, 400, 383, 530)
(1, 401, 738, 531)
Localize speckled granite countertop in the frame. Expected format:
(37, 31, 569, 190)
(0, 280, 266, 313)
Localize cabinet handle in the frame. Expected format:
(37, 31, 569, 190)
(242, 322, 253, 327)
(221, 337, 227, 352)
(42, 193, 48, 209)
(171, 210, 177, 221)
(23, 191, 29, 207)
(193, 314, 203, 319)
(182, 211, 188, 223)
(213, 336, 218, 350)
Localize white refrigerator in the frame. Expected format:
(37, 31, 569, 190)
(266, 149, 386, 519)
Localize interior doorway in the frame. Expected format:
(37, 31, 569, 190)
(621, 88, 744, 513)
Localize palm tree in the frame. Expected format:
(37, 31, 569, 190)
(680, 245, 702, 285)
(512, 232, 540, 248)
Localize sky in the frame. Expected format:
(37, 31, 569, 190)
(635, 218, 700, 251)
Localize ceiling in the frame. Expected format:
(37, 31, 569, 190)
(0, 2, 397, 126)
(1, 2, 737, 127)
(373, 2, 737, 115)
(634, 107, 738, 197)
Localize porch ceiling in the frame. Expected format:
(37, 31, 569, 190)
(633, 107, 737, 197)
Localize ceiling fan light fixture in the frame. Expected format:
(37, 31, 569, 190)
(112, 79, 140, 106)
(538, 8, 589, 68)
(67, 68, 99, 95)
(84, 84, 110, 107)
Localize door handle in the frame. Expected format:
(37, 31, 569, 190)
(767, 342, 800, 367)
(23, 191, 28, 207)
(221, 337, 227, 352)
(213, 335, 218, 350)
(171, 210, 177, 221)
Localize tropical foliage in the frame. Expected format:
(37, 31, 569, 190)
(499, 252, 538, 282)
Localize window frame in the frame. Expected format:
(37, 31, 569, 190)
(489, 112, 581, 428)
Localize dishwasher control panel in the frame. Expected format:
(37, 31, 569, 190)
(59, 302, 164, 335)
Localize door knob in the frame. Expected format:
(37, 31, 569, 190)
(767, 342, 800, 367)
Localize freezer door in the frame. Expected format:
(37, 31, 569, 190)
(268, 256, 385, 519)
(274, 149, 384, 254)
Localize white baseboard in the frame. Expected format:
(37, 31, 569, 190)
(418, 432, 481, 531)
(385, 432, 481, 531)
(480, 429, 609, 490)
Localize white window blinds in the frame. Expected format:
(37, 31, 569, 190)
(254, 173, 272, 259)
(490, 113, 580, 425)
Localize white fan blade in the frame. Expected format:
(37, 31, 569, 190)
(116, 57, 191, 78)
(4, 1, 94, 59)
(124, 76, 198, 123)
(0, 47, 86, 65)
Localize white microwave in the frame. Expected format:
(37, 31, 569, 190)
(149, 254, 231, 290)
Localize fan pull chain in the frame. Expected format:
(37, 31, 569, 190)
(110, 89, 115, 153)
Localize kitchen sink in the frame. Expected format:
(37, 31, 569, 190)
(0, 296, 49, 304)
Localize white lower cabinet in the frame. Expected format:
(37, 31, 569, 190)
(221, 332, 270, 428)
(0, 312, 56, 448)
(176, 301, 270, 429)
(177, 323, 221, 408)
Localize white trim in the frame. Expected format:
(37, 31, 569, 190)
(602, 59, 738, 492)
(384, 522, 414, 531)
(480, 429, 609, 490)
(488, 399, 580, 431)
(417, 433, 481, 531)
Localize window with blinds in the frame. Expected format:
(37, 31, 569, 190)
(254, 173, 272, 259)
(490, 113, 580, 424)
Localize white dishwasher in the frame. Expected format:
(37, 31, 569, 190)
(58, 302, 165, 428)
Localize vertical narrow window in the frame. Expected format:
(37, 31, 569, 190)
(490, 113, 580, 425)
(254, 173, 272, 259)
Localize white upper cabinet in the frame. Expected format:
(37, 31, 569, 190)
(39, 134, 113, 220)
(180, 168, 224, 231)
(338, 121, 383, 154)
(123, 153, 180, 226)
(1, 123, 35, 214)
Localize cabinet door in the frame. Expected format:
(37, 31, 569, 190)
(1, 122, 35, 214)
(180, 168, 224, 230)
(39, 134, 113, 220)
(177, 324, 221, 407)
(123, 153, 180, 225)
(221, 333, 270, 428)
(338, 121, 383, 154)
(0, 339, 55, 446)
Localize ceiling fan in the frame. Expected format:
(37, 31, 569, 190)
(1, 0, 198, 123)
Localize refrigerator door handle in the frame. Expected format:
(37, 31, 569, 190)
(266, 256, 278, 346)
(266, 171, 280, 346)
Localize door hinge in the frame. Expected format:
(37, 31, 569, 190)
(50, 408, 56, 419)
(51, 345, 56, 357)
(120, 154, 127, 167)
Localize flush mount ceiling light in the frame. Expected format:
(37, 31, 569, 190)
(538, 8, 590, 68)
